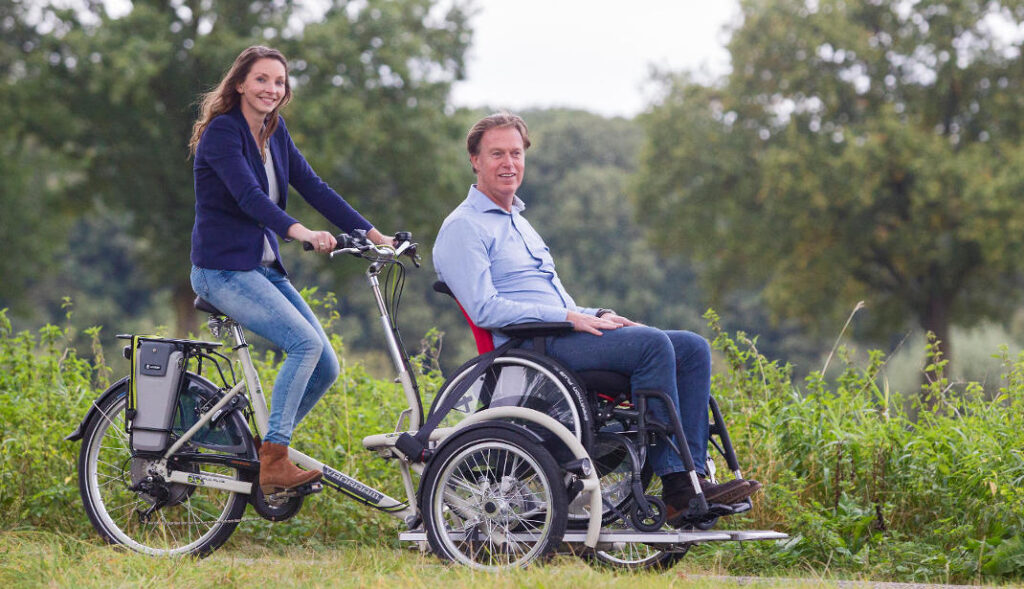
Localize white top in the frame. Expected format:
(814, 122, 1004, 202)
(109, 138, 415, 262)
(261, 148, 280, 265)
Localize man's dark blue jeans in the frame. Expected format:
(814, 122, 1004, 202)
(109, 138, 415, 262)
(523, 326, 712, 477)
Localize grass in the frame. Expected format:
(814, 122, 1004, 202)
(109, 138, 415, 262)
(6, 530, 997, 589)
(0, 530, 769, 589)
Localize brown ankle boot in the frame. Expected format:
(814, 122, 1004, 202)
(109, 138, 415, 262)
(258, 441, 322, 494)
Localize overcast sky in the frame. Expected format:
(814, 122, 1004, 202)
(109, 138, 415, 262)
(449, 0, 741, 118)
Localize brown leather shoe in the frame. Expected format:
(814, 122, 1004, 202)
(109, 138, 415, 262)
(258, 441, 322, 494)
(663, 478, 754, 527)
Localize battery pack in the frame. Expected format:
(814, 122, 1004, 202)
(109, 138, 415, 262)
(129, 338, 186, 453)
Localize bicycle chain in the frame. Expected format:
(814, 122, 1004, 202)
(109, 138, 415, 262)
(139, 516, 261, 526)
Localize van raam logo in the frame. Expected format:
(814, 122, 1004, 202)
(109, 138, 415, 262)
(323, 466, 384, 503)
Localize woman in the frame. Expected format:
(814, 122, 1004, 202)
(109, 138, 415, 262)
(188, 46, 391, 494)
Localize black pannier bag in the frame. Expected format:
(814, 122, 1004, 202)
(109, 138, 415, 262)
(128, 336, 187, 453)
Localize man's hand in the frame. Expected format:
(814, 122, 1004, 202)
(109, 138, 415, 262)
(566, 310, 622, 335)
(602, 312, 642, 327)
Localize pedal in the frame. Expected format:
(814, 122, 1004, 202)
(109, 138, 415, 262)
(300, 481, 323, 496)
(265, 481, 323, 503)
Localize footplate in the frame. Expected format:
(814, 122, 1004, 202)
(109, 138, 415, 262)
(398, 528, 787, 544)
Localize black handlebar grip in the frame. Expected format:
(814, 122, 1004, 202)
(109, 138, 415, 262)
(335, 233, 356, 249)
(395, 231, 412, 243)
(302, 241, 314, 251)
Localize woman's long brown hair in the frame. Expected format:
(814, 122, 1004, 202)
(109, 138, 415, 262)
(188, 46, 292, 159)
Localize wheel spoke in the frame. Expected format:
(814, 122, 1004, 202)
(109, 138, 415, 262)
(429, 435, 564, 570)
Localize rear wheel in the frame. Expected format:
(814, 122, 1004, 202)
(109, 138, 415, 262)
(77, 383, 251, 556)
(421, 427, 567, 570)
(589, 534, 689, 570)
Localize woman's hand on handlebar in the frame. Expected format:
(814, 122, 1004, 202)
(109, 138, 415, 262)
(366, 228, 396, 247)
(289, 223, 336, 254)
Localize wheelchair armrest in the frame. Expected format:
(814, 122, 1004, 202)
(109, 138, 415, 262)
(496, 322, 573, 339)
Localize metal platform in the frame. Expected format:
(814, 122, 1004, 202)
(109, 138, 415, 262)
(399, 529, 788, 544)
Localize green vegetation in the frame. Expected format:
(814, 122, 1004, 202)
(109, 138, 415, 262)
(2, 301, 1022, 584)
(2, 532, 837, 589)
(1, 0, 472, 337)
(634, 0, 1024, 372)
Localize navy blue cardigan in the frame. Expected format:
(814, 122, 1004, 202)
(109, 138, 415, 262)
(190, 106, 372, 273)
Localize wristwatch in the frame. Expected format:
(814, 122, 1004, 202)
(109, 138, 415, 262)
(596, 308, 615, 318)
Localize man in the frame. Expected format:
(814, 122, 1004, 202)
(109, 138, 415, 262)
(432, 112, 759, 524)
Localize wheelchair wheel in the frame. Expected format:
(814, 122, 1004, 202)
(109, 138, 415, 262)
(429, 349, 593, 451)
(589, 533, 689, 570)
(421, 427, 567, 570)
(586, 463, 688, 570)
(77, 378, 254, 557)
(567, 432, 651, 527)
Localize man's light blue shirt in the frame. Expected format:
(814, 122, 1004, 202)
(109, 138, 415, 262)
(433, 186, 597, 345)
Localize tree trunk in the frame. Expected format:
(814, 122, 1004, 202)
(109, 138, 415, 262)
(173, 281, 199, 338)
(920, 294, 952, 406)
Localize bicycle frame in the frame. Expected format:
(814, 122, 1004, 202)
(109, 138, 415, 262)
(161, 255, 423, 527)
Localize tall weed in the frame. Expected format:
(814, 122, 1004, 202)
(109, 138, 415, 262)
(703, 310, 1024, 582)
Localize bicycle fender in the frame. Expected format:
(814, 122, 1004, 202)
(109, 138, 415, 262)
(65, 376, 130, 442)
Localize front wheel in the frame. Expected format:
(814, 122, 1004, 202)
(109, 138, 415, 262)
(421, 427, 568, 570)
(77, 386, 251, 556)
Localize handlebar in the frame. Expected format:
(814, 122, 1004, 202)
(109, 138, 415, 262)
(302, 230, 420, 267)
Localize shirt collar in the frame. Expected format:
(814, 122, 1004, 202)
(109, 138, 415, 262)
(467, 185, 525, 214)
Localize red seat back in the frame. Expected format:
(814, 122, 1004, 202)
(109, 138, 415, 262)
(453, 298, 495, 354)
(434, 281, 495, 354)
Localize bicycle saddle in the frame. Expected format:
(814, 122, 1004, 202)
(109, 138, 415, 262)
(193, 296, 224, 316)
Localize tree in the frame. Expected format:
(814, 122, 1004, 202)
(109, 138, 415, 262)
(5, 0, 471, 336)
(520, 109, 706, 330)
(0, 1, 85, 316)
(634, 0, 1024, 370)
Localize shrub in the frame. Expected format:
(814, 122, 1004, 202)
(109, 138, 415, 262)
(703, 310, 1024, 582)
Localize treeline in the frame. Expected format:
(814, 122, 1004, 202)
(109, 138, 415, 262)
(5, 0, 1024, 383)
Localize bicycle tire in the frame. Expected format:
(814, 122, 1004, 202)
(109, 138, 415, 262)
(77, 379, 253, 556)
(421, 427, 568, 570)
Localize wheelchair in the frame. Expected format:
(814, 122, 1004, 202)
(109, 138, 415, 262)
(405, 281, 779, 569)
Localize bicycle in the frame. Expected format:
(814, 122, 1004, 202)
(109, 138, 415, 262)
(68, 230, 786, 569)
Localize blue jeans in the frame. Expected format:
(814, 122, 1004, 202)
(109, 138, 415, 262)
(524, 326, 711, 477)
(190, 265, 340, 446)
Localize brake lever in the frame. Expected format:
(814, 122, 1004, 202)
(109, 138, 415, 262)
(393, 241, 420, 267)
(329, 247, 362, 259)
